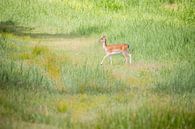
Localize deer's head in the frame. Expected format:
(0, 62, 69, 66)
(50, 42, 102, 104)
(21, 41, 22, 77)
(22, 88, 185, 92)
(99, 35, 107, 44)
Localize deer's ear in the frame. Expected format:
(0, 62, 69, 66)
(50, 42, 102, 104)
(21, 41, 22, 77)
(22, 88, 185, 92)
(100, 35, 107, 39)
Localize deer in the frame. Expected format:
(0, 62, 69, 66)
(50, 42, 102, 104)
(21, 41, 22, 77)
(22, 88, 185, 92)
(99, 35, 132, 65)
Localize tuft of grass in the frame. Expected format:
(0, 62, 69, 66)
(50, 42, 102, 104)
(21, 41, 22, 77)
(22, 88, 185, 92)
(95, 0, 126, 11)
(32, 45, 49, 56)
(56, 100, 68, 113)
(43, 54, 61, 80)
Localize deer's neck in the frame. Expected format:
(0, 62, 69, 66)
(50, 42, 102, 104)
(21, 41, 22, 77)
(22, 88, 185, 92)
(102, 39, 107, 50)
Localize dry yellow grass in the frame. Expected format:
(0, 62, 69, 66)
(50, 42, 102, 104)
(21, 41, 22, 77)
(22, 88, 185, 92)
(161, 3, 181, 11)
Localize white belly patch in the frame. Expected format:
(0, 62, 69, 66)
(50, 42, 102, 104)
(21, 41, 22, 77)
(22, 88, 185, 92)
(110, 51, 122, 55)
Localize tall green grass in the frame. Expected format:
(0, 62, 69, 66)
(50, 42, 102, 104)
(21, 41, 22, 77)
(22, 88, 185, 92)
(154, 62, 195, 94)
(95, 103, 194, 129)
(0, 0, 194, 61)
(61, 63, 130, 94)
(0, 60, 52, 90)
(0, 34, 53, 91)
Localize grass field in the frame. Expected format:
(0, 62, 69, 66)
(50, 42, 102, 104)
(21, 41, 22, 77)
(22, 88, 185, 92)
(0, 0, 195, 129)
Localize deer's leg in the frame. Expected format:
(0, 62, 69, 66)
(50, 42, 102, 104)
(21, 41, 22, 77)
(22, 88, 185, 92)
(109, 55, 112, 65)
(124, 51, 131, 64)
(125, 51, 132, 64)
(101, 54, 109, 65)
(122, 52, 128, 64)
(129, 53, 132, 64)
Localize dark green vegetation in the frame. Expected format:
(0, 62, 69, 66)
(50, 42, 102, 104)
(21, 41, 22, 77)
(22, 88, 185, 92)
(0, 0, 195, 129)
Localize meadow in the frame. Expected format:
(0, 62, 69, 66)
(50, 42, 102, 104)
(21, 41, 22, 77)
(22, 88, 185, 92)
(0, 0, 195, 129)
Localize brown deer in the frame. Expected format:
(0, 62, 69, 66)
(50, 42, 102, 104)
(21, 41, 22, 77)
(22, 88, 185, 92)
(100, 35, 132, 65)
